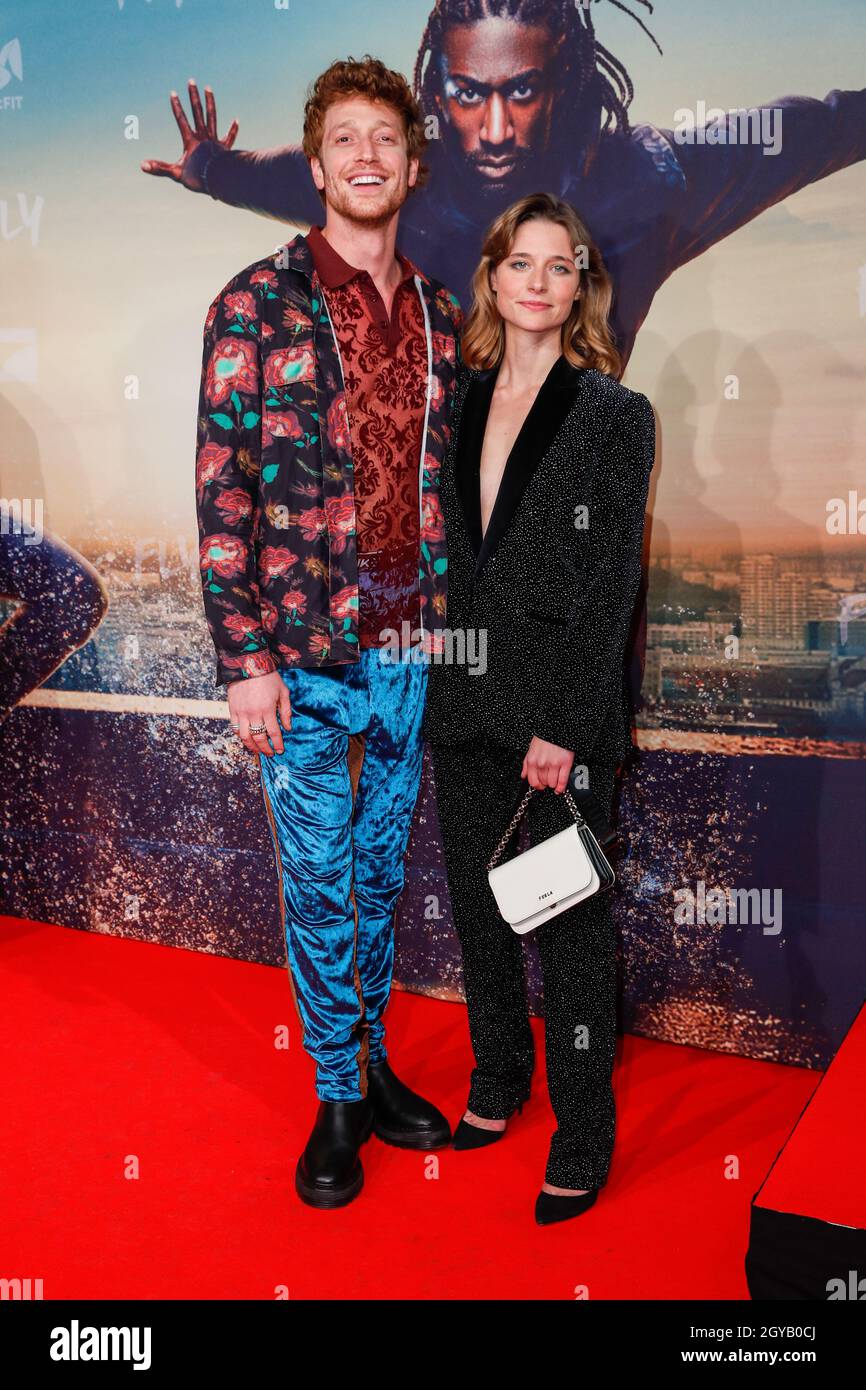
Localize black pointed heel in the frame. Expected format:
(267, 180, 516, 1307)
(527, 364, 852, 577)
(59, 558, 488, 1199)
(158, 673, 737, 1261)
(534, 1186, 599, 1225)
(451, 1098, 525, 1150)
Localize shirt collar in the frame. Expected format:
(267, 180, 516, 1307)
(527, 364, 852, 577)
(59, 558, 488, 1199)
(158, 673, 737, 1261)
(306, 224, 421, 289)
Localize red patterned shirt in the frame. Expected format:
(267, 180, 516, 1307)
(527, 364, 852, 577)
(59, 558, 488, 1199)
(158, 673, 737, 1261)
(306, 224, 427, 649)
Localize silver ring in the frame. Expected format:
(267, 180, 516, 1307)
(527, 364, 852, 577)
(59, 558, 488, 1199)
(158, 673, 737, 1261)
(249, 723, 267, 735)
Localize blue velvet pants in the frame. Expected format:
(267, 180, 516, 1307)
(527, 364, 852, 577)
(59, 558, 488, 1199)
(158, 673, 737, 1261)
(258, 648, 428, 1102)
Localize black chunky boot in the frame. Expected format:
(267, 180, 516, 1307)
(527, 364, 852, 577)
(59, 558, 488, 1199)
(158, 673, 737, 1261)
(295, 1098, 374, 1209)
(366, 1060, 451, 1149)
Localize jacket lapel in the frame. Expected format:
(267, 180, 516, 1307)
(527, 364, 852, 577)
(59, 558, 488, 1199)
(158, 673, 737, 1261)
(453, 371, 491, 560)
(455, 354, 587, 577)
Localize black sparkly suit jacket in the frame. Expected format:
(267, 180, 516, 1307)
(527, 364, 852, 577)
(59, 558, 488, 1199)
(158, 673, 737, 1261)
(421, 353, 656, 769)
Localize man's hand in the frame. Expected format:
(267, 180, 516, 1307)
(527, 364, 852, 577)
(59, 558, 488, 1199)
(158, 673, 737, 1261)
(521, 736, 575, 793)
(227, 671, 292, 757)
(141, 79, 238, 189)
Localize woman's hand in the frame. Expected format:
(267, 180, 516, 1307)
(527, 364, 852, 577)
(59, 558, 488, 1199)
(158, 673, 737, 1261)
(521, 736, 575, 793)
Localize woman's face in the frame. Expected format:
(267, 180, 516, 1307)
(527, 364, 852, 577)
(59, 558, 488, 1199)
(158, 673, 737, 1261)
(489, 217, 580, 336)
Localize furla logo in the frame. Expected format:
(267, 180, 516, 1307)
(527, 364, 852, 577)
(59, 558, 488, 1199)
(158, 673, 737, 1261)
(49, 1321, 152, 1371)
(538, 890, 554, 901)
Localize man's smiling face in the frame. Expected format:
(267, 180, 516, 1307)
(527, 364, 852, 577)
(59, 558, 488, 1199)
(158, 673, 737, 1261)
(310, 96, 417, 225)
(436, 19, 562, 197)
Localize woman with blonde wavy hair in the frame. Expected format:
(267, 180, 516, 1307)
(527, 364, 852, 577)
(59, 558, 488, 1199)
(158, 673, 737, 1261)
(422, 191, 656, 1225)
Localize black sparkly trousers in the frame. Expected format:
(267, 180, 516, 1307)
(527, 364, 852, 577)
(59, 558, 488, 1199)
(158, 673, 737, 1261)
(429, 736, 619, 1191)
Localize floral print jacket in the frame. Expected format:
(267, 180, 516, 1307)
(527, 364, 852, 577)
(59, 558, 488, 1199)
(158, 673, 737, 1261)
(195, 231, 463, 687)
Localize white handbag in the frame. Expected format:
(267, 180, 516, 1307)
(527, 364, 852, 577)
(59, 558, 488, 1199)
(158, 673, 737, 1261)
(487, 787, 616, 935)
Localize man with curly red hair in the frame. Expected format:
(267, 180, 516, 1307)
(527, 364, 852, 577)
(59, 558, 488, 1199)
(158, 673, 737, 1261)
(195, 57, 463, 1209)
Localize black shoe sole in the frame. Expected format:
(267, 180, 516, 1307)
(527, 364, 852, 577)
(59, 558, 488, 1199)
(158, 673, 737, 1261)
(295, 1163, 364, 1209)
(372, 1122, 452, 1150)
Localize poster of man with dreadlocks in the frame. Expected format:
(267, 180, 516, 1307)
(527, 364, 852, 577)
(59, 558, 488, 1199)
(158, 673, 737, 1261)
(143, 0, 865, 366)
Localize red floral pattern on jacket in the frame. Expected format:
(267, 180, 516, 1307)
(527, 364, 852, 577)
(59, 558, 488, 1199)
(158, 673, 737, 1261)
(195, 234, 462, 686)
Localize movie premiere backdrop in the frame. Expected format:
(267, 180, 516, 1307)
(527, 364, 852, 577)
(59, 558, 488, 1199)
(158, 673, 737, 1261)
(2, 0, 864, 1068)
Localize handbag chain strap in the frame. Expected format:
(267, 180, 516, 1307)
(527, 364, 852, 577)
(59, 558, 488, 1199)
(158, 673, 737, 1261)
(487, 787, 586, 872)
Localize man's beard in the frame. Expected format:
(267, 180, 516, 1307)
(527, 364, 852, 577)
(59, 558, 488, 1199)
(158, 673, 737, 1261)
(437, 132, 546, 207)
(323, 173, 408, 228)
(472, 157, 537, 202)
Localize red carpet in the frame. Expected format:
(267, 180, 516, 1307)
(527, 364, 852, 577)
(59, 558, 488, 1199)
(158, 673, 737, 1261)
(1, 914, 820, 1300)
(756, 1002, 865, 1229)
